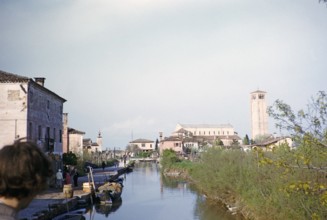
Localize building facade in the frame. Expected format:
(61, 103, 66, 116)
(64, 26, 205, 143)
(67, 128, 85, 156)
(0, 70, 66, 152)
(129, 138, 155, 152)
(159, 123, 242, 154)
(250, 90, 269, 140)
(175, 123, 235, 137)
(159, 136, 183, 154)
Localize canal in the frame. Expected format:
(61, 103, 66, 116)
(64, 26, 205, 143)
(83, 162, 239, 220)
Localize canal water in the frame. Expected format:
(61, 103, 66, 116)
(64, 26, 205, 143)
(83, 162, 239, 220)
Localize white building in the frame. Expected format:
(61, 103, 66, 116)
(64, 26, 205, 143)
(250, 90, 269, 140)
(175, 123, 235, 137)
(129, 138, 155, 152)
(0, 70, 66, 152)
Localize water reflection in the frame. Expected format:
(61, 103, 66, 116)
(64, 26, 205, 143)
(83, 162, 239, 220)
(94, 198, 122, 217)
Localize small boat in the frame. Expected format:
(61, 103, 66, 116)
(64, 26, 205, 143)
(96, 180, 123, 204)
(52, 209, 87, 220)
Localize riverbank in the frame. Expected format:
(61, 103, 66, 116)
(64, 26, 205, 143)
(18, 165, 130, 220)
(163, 168, 246, 219)
(161, 146, 327, 220)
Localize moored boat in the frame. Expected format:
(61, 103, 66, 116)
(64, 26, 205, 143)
(96, 180, 123, 204)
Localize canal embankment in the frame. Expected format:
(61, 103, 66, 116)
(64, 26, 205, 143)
(161, 147, 327, 220)
(18, 165, 131, 220)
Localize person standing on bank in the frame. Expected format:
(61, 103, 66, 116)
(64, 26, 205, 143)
(0, 140, 53, 220)
(56, 169, 63, 188)
(72, 168, 79, 187)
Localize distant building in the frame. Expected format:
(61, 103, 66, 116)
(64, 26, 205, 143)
(252, 136, 293, 151)
(250, 90, 269, 140)
(0, 70, 66, 152)
(83, 131, 103, 153)
(67, 128, 85, 156)
(159, 136, 183, 154)
(129, 138, 155, 152)
(174, 123, 241, 146)
(175, 123, 235, 138)
(159, 123, 242, 154)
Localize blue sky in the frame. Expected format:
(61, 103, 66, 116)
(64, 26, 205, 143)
(1, 0, 326, 149)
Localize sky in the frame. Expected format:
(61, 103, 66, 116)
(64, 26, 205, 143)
(1, 0, 326, 150)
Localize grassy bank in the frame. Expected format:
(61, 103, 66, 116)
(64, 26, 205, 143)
(161, 147, 327, 220)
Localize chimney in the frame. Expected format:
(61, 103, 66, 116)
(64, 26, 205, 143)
(34, 77, 45, 86)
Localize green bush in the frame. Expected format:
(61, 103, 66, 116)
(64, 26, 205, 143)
(160, 149, 181, 169)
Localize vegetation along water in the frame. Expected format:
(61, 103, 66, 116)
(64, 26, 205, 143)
(161, 91, 327, 220)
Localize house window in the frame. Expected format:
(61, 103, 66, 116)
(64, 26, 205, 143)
(259, 94, 265, 99)
(38, 126, 42, 140)
(46, 127, 50, 141)
(53, 128, 56, 142)
(175, 143, 179, 147)
(142, 144, 145, 147)
(223, 131, 224, 135)
(7, 90, 20, 101)
(209, 131, 210, 135)
(194, 131, 196, 135)
(29, 122, 33, 140)
(59, 130, 62, 143)
(227, 131, 229, 135)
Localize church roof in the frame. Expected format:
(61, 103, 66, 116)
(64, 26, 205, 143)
(177, 123, 233, 129)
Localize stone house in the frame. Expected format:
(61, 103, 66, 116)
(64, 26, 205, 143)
(83, 132, 103, 153)
(252, 136, 293, 151)
(129, 138, 155, 152)
(62, 113, 85, 156)
(67, 128, 85, 156)
(159, 136, 183, 154)
(0, 70, 66, 152)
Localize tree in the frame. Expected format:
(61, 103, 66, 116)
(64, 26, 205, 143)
(214, 138, 224, 147)
(267, 91, 327, 148)
(155, 138, 159, 151)
(126, 144, 141, 155)
(243, 134, 250, 145)
(265, 91, 327, 217)
(63, 152, 78, 165)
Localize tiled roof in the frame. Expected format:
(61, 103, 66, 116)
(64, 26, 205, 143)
(130, 138, 154, 143)
(161, 136, 182, 142)
(68, 127, 85, 135)
(0, 70, 30, 82)
(0, 70, 66, 102)
(251, 90, 266, 94)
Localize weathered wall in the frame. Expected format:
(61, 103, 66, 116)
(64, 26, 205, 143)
(0, 82, 28, 147)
